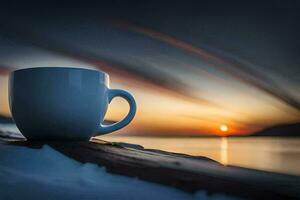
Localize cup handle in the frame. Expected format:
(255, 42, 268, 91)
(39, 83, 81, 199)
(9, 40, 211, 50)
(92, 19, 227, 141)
(97, 89, 136, 135)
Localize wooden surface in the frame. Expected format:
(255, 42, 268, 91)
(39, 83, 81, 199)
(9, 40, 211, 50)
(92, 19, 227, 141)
(3, 138, 299, 200)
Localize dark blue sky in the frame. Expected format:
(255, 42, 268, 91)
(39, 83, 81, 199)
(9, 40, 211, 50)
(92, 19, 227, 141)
(0, 0, 299, 135)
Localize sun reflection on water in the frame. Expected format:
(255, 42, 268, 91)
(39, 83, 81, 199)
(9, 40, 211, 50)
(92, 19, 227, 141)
(99, 136, 300, 176)
(220, 137, 228, 165)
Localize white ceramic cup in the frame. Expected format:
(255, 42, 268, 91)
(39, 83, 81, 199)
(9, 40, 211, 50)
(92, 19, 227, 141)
(9, 67, 136, 141)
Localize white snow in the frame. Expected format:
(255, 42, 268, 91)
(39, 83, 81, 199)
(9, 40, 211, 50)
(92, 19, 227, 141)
(0, 143, 241, 200)
(0, 124, 24, 140)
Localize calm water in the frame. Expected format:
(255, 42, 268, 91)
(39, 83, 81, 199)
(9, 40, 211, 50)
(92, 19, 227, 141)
(99, 136, 300, 176)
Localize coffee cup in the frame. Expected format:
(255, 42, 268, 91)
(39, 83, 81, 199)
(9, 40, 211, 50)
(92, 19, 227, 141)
(9, 67, 136, 141)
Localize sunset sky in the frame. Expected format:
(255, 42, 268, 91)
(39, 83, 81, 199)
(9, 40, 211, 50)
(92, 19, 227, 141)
(0, 1, 299, 136)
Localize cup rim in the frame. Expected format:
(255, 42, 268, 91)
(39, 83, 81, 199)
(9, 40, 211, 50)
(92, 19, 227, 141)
(11, 66, 109, 77)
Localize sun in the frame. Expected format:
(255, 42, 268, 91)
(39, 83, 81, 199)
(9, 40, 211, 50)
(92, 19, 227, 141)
(220, 124, 228, 132)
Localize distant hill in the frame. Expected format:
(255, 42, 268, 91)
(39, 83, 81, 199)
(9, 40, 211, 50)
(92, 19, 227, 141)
(0, 115, 13, 124)
(253, 123, 300, 137)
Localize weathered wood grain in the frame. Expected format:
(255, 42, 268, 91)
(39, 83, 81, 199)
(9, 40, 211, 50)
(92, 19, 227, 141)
(4, 139, 300, 200)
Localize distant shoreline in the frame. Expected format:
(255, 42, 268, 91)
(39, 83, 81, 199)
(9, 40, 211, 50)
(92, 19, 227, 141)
(106, 134, 300, 138)
(1, 115, 299, 137)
